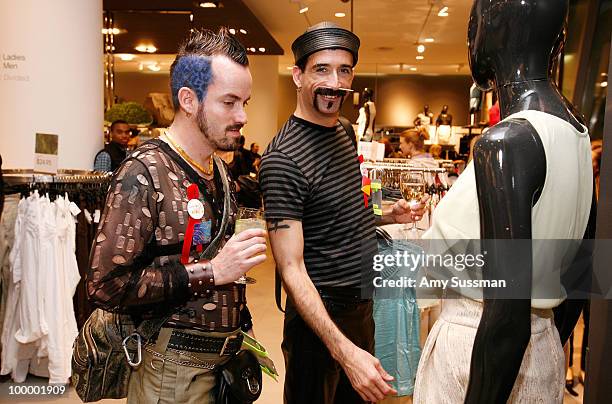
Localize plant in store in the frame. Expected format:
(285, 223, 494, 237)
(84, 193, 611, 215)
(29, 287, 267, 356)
(104, 102, 152, 126)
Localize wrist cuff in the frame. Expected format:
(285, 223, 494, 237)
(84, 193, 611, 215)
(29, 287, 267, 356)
(186, 260, 215, 299)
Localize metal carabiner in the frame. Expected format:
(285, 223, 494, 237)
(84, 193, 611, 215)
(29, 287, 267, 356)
(122, 332, 143, 367)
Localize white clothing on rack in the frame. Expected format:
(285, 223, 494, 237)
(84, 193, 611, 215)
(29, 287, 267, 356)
(0, 192, 80, 383)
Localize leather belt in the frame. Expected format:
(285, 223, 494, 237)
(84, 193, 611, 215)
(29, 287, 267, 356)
(166, 330, 243, 356)
(317, 286, 370, 303)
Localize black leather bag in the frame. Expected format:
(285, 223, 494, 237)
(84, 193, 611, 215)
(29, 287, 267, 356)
(216, 350, 263, 403)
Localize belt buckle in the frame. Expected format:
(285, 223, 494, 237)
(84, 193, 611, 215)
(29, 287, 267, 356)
(219, 334, 240, 356)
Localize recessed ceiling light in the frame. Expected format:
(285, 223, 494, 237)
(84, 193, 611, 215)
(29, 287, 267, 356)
(424, 38, 435, 43)
(101, 28, 126, 35)
(117, 54, 136, 61)
(416, 55, 424, 60)
(248, 47, 256, 52)
(240, 29, 247, 34)
(199, 2, 218, 8)
(135, 44, 157, 53)
(335, 12, 346, 18)
(299, 6, 309, 14)
(417, 44, 425, 53)
(410, 67, 417, 71)
(147, 64, 161, 72)
(438, 6, 449, 17)
(601, 81, 608, 88)
(229, 28, 236, 34)
(258, 47, 266, 52)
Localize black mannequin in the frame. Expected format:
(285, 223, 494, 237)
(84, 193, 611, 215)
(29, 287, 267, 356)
(413, 104, 434, 126)
(435, 105, 452, 126)
(465, 1, 595, 403)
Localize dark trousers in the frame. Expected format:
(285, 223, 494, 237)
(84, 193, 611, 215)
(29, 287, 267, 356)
(282, 297, 374, 404)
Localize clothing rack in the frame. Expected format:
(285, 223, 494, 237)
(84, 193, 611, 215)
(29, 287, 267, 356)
(362, 161, 447, 173)
(363, 161, 451, 192)
(1, 169, 111, 186)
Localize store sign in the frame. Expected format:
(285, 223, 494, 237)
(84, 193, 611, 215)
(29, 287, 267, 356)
(34, 132, 58, 174)
(1, 52, 29, 82)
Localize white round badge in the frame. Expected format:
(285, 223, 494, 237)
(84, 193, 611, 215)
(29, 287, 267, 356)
(187, 199, 205, 220)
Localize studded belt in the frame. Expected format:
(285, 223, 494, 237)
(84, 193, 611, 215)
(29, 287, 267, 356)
(165, 330, 243, 355)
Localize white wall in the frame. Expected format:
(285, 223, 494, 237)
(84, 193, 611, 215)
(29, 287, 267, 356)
(0, 0, 104, 170)
(243, 55, 279, 150)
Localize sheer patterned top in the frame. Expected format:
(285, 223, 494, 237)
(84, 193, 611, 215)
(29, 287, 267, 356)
(86, 139, 249, 332)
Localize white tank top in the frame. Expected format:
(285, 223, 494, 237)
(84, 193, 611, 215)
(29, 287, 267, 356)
(423, 110, 592, 308)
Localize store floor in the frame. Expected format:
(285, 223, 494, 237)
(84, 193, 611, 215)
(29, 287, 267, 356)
(0, 249, 587, 403)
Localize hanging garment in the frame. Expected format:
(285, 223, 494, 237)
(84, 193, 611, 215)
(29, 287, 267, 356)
(1, 192, 80, 383)
(374, 237, 421, 397)
(0, 195, 20, 354)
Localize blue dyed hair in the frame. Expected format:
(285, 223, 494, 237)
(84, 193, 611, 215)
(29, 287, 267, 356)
(170, 28, 249, 111)
(170, 55, 213, 110)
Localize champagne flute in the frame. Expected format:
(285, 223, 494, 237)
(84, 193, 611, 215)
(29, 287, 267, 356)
(233, 207, 266, 284)
(400, 171, 426, 238)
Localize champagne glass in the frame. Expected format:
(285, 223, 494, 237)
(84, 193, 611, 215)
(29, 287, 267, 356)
(400, 171, 426, 238)
(233, 207, 266, 284)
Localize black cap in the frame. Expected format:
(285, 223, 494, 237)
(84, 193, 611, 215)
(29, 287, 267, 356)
(291, 22, 360, 67)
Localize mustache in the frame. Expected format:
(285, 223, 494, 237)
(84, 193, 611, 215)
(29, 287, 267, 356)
(226, 124, 244, 131)
(314, 87, 353, 97)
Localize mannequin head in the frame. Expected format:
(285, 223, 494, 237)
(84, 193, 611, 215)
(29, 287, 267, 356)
(363, 88, 374, 102)
(467, 0, 568, 91)
(424, 104, 430, 113)
(441, 105, 449, 114)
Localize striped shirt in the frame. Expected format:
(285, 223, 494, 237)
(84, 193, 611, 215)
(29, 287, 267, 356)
(260, 115, 377, 289)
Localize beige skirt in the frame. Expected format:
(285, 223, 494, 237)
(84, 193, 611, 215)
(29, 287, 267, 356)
(413, 296, 564, 404)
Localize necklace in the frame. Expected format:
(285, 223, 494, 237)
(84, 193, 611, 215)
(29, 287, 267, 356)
(164, 133, 214, 176)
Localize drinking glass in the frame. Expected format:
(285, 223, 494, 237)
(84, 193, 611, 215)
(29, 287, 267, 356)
(234, 207, 266, 284)
(400, 171, 426, 238)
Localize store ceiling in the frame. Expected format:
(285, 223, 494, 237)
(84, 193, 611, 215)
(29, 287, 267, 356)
(110, 0, 475, 77)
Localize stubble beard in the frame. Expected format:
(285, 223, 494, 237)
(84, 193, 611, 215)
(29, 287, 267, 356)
(196, 104, 239, 152)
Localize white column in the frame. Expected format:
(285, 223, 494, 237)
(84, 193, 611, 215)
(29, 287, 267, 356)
(0, 0, 103, 170)
(244, 55, 279, 149)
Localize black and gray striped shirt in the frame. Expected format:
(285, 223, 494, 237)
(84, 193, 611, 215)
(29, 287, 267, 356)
(259, 115, 377, 288)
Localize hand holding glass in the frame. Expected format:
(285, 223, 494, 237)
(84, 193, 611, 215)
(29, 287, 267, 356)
(400, 171, 426, 236)
(234, 208, 266, 284)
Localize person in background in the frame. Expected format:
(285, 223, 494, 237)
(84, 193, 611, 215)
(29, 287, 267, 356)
(398, 128, 438, 168)
(429, 144, 442, 160)
(230, 135, 252, 178)
(247, 142, 261, 173)
(93, 120, 130, 172)
(379, 137, 396, 158)
(250, 142, 261, 160)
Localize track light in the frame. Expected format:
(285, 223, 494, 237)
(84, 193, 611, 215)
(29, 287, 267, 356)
(438, 6, 449, 17)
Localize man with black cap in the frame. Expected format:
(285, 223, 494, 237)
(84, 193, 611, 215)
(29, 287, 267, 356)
(259, 22, 424, 403)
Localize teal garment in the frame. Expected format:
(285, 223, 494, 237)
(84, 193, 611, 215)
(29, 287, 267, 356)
(374, 239, 422, 397)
